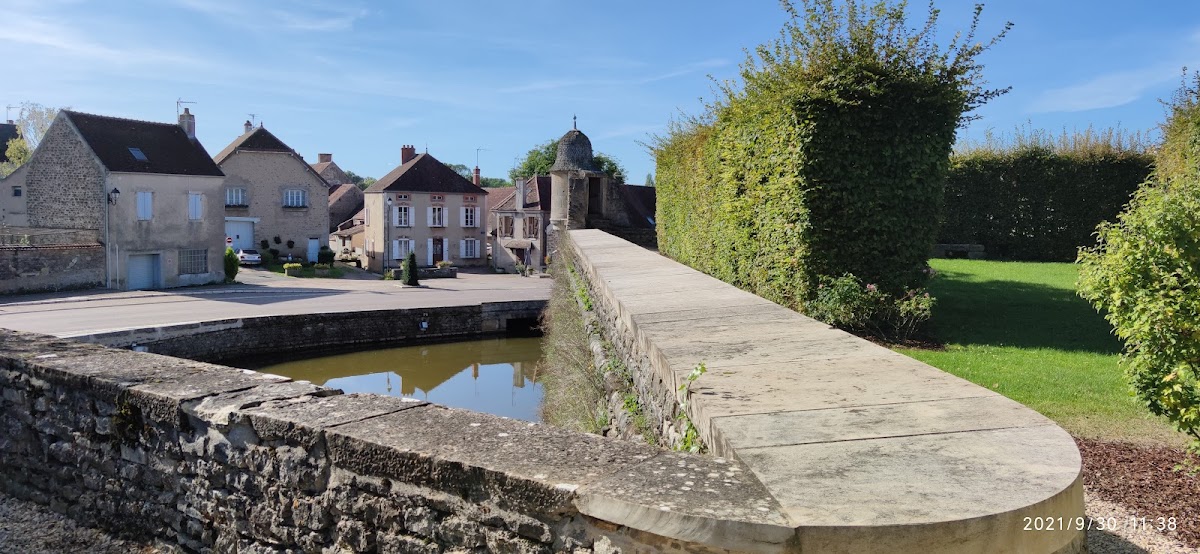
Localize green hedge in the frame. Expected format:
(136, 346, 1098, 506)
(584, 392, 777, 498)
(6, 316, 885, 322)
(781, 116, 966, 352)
(655, 1, 1008, 312)
(941, 146, 1152, 261)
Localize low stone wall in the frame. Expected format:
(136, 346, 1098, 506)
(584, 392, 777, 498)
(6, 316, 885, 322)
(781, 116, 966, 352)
(0, 244, 104, 295)
(0, 330, 793, 553)
(70, 301, 546, 363)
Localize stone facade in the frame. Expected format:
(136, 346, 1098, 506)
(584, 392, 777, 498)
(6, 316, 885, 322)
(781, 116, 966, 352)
(328, 183, 364, 230)
(24, 116, 106, 230)
(1, 329, 793, 553)
(220, 151, 331, 262)
(0, 244, 103, 294)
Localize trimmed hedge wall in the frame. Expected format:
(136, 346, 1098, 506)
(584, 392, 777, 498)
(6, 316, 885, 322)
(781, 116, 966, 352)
(941, 147, 1152, 261)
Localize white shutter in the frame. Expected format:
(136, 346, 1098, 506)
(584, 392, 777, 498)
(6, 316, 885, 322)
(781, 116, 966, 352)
(408, 240, 415, 258)
(427, 207, 434, 227)
(188, 193, 202, 220)
(459, 240, 465, 259)
(426, 238, 434, 265)
(473, 207, 480, 228)
(392, 205, 399, 226)
(391, 239, 399, 260)
(459, 207, 467, 227)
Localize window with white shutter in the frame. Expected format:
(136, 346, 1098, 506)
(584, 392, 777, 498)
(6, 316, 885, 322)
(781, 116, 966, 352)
(462, 206, 478, 228)
(136, 191, 153, 220)
(395, 205, 410, 227)
(429, 206, 444, 227)
(461, 239, 479, 259)
(188, 193, 203, 220)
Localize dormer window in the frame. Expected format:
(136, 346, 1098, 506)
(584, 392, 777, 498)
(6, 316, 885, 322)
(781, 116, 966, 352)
(128, 147, 148, 162)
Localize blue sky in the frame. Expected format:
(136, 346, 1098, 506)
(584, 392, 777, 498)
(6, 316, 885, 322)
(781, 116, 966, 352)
(4, 1, 1199, 184)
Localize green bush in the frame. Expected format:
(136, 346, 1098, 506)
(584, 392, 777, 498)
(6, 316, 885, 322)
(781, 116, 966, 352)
(654, 0, 1008, 329)
(317, 246, 335, 265)
(1078, 74, 1200, 452)
(223, 247, 238, 282)
(942, 128, 1152, 261)
(403, 252, 419, 286)
(806, 273, 934, 342)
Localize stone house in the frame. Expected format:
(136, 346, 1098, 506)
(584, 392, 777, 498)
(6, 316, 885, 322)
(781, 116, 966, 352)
(311, 152, 351, 185)
(362, 145, 488, 273)
(7, 109, 226, 290)
(215, 123, 330, 262)
(330, 208, 365, 259)
(489, 176, 550, 272)
(0, 164, 29, 226)
(328, 182, 364, 232)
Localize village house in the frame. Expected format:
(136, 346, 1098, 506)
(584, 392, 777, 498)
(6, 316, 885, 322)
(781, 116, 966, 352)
(3, 109, 227, 290)
(330, 208, 365, 260)
(327, 181, 364, 232)
(362, 145, 488, 273)
(310, 152, 350, 185)
(489, 176, 550, 272)
(215, 122, 330, 262)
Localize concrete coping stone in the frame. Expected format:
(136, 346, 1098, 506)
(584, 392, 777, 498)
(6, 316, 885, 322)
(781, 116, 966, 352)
(566, 229, 1085, 553)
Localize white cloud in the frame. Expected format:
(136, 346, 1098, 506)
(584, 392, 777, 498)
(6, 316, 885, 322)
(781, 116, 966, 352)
(497, 58, 730, 94)
(1028, 66, 1180, 113)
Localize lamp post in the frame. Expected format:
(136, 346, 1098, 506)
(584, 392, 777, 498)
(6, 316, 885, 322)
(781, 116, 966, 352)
(384, 196, 393, 276)
(104, 187, 120, 289)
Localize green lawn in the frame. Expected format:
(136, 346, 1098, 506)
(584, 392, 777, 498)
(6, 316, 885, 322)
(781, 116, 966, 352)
(898, 258, 1184, 446)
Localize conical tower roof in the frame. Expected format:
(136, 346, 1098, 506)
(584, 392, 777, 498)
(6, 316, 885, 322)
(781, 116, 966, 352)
(550, 128, 598, 172)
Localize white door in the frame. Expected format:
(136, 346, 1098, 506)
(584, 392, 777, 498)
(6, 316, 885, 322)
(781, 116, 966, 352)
(127, 254, 160, 290)
(307, 238, 319, 263)
(225, 220, 254, 250)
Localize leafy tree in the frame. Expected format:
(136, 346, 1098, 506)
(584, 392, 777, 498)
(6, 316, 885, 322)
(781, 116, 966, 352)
(403, 251, 420, 286)
(0, 101, 64, 177)
(1078, 73, 1200, 453)
(224, 247, 239, 282)
(480, 177, 509, 188)
(359, 177, 377, 190)
(509, 139, 627, 184)
(343, 170, 366, 186)
(645, 173, 655, 187)
(447, 163, 472, 180)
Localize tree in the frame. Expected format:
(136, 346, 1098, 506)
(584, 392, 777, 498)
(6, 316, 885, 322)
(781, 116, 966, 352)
(224, 247, 239, 282)
(645, 173, 655, 187)
(447, 163, 473, 180)
(403, 251, 420, 286)
(509, 139, 627, 184)
(344, 170, 366, 186)
(0, 102, 64, 177)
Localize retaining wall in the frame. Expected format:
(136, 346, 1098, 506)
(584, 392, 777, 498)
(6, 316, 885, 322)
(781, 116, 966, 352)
(0, 243, 104, 295)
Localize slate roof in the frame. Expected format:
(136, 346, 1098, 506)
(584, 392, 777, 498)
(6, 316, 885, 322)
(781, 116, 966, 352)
(364, 153, 488, 195)
(618, 184, 657, 229)
(0, 122, 18, 164)
(213, 126, 294, 164)
(62, 111, 223, 176)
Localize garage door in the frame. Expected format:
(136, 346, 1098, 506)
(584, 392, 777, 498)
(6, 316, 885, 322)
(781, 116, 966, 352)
(127, 254, 160, 290)
(225, 220, 254, 250)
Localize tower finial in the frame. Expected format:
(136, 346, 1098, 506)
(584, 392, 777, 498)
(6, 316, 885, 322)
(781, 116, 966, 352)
(573, 114, 577, 130)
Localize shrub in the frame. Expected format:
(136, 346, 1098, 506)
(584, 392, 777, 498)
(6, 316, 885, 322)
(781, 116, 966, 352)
(223, 247, 238, 282)
(435, 260, 453, 269)
(403, 252, 419, 286)
(268, 248, 280, 259)
(259, 239, 269, 250)
(653, 1, 1009, 322)
(286, 239, 295, 249)
(1078, 73, 1200, 452)
(317, 246, 335, 265)
(806, 274, 934, 342)
(283, 263, 302, 270)
(273, 236, 281, 245)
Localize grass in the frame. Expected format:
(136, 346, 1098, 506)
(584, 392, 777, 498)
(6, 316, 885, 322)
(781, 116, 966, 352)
(897, 258, 1185, 447)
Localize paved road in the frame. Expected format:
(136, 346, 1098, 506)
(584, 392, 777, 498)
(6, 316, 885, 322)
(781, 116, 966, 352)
(0, 267, 553, 337)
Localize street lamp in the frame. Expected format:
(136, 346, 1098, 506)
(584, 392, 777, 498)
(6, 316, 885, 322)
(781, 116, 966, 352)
(384, 196, 393, 275)
(107, 187, 120, 204)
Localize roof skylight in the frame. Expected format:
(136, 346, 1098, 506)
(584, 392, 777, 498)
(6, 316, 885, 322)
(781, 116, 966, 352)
(128, 147, 148, 162)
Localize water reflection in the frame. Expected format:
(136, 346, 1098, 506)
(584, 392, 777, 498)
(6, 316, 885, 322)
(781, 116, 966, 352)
(259, 337, 544, 422)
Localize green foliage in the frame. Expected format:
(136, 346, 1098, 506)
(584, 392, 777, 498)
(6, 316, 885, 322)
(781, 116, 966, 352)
(1078, 73, 1200, 452)
(282, 263, 302, 270)
(435, 260, 453, 269)
(654, 1, 1009, 327)
(403, 252, 420, 286)
(223, 247, 239, 282)
(943, 127, 1153, 261)
(509, 139, 627, 183)
(675, 362, 708, 453)
(539, 255, 608, 433)
(807, 274, 933, 341)
(0, 137, 30, 177)
(317, 246, 335, 265)
(644, 173, 655, 187)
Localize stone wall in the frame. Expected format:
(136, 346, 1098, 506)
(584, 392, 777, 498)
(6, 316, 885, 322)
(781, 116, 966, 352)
(0, 244, 104, 295)
(0, 330, 795, 553)
(25, 116, 106, 230)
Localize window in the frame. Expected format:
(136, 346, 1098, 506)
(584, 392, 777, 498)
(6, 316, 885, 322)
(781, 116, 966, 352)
(136, 191, 153, 220)
(365, 208, 370, 226)
(178, 249, 207, 274)
(225, 187, 247, 207)
(461, 239, 479, 259)
(428, 206, 444, 227)
(499, 215, 514, 237)
(464, 195, 477, 203)
(462, 206, 478, 228)
(431, 194, 443, 202)
(188, 193, 203, 220)
(283, 189, 307, 208)
(128, 147, 148, 162)
(12, 186, 21, 197)
(392, 239, 414, 260)
(394, 205, 410, 227)
(525, 216, 539, 238)
(397, 194, 409, 200)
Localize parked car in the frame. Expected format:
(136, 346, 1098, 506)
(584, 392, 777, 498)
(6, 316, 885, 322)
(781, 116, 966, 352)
(236, 249, 262, 265)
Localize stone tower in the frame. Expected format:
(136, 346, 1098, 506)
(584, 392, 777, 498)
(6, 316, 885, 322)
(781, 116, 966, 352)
(549, 127, 604, 232)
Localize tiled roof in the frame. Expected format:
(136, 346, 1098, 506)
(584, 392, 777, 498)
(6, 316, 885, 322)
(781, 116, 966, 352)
(213, 126, 293, 164)
(364, 152, 488, 195)
(0, 123, 18, 164)
(486, 186, 516, 211)
(328, 183, 361, 205)
(62, 111, 223, 176)
(490, 177, 551, 212)
(311, 161, 333, 174)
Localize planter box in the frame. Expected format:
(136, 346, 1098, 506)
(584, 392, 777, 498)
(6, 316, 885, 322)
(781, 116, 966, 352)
(419, 267, 458, 279)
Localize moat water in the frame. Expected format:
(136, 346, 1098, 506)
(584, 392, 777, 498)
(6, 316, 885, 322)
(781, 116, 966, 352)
(258, 337, 544, 422)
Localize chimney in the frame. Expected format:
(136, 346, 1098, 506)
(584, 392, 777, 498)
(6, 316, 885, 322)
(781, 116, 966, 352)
(401, 144, 416, 164)
(178, 108, 196, 140)
(472, 166, 481, 186)
(243, 120, 253, 134)
(318, 153, 332, 164)
(516, 177, 527, 210)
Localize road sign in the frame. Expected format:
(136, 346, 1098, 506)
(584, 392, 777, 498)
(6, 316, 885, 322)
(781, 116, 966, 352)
(226, 237, 233, 245)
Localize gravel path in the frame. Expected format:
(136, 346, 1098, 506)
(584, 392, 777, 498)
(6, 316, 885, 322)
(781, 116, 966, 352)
(2, 487, 1193, 553)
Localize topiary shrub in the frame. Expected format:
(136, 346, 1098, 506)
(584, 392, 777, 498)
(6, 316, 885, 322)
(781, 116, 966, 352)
(653, 0, 1009, 332)
(223, 247, 239, 282)
(286, 239, 295, 249)
(1078, 73, 1200, 453)
(259, 239, 269, 250)
(317, 245, 335, 265)
(403, 251, 420, 286)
